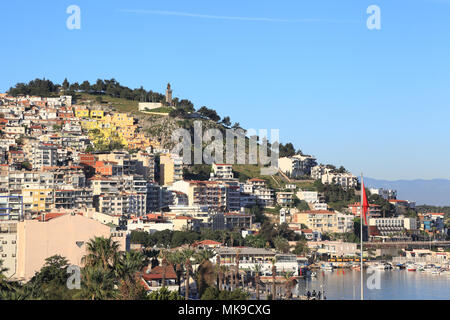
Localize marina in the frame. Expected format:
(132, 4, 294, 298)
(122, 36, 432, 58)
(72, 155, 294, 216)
(293, 268, 450, 300)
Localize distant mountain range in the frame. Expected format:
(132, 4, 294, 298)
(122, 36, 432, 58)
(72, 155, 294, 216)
(364, 178, 450, 206)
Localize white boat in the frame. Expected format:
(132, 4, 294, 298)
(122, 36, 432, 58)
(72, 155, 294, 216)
(406, 264, 417, 272)
(320, 263, 334, 271)
(372, 263, 387, 270)
(371, 262, 392, 270)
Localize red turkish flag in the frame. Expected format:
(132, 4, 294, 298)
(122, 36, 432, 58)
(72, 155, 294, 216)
(361, 179, 369, 225)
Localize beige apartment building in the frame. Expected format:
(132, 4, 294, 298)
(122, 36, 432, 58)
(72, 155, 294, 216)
(293, 210, 344, 233)
(15, 213, 127, 281)
(159, 154, 183, 186)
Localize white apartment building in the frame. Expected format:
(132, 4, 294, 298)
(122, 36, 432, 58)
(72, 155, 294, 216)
(96, 192, 147, 217)
(278, 155, 317, 178)
(296, 190, 319, 203)
(314, 203, 328, 211)
(212, 163, 234, 179)
(277, 192, 294, 207)
(369, 216, 417, 230)
(369, 188, 397, 200)
(336, 212, 355, 233)
(321, 172, 358, 190)
(31, 143, 58, 169)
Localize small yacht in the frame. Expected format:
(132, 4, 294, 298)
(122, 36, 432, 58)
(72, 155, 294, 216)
(406, 264, 417, 272)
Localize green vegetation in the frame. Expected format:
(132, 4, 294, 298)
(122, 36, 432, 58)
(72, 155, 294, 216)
(144, 107, 173, 114)
(201, 287, 249, 300)
(87, 128, 124, 152)
(0, 237, 149, 300)
(314, 180, 358, 211)
(147, 287, 184, 300)
(183, 164, 211, 181)
(292, 239, 309, 255)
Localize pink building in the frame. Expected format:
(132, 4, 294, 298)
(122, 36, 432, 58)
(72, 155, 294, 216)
(16, 213, 127, 281)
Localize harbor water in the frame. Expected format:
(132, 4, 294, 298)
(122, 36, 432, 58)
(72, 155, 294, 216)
(295, 269, 450, 300)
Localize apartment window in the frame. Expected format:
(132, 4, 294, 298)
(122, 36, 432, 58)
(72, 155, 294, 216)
(1, 254, 6, 258)
(2, 241, 6, 244)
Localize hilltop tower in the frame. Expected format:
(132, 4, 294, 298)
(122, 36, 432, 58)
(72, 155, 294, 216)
(165, 83, 173, 106)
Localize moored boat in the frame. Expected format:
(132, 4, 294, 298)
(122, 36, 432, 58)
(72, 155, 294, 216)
(406, 264, 417, 271)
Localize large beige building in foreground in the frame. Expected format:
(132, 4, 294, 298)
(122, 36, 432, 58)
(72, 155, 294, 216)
(15, 213, 127, 281)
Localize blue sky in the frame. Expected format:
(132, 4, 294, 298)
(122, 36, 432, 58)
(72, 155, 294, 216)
(1, 0, 450, 180)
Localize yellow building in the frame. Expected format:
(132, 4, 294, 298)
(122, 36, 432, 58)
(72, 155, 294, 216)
(292, 210, 339, 233)
(90, 110, 105, 119)
(75, 109, 90, 118)
(22, 188, 54, 213)
(103, 113, 134, 127)
(117, 125, 137, 142)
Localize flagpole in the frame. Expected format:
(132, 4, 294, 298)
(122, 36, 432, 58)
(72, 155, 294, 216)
(360, 173, 364, 301)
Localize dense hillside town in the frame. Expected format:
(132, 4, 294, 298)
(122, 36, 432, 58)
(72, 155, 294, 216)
(0, 81, 448, 300)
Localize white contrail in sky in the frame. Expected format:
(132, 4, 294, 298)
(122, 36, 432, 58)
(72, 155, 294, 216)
(119, 9, 358, 23)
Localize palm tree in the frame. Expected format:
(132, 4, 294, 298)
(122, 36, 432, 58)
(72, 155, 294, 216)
(235, 249, 241, 289)
(282, 271, 296, 300)
(167, 251, 185, 294)
(0, 259, 12, 292)
(194, 249, 215, 265)
(221, 265, 229, 290)
(181, 249, 195, 300)
(216, 255, 222, 290)
(194, 249, 216, 297)
(271, 259, 277, 300)
(158, 250, 171, 288)
(80, 266, 116, 300)
(115, 251, 147, 300)
(82, 237, 120, 271)
(80, 237, 120, 300)
(252, 264, 263, 300)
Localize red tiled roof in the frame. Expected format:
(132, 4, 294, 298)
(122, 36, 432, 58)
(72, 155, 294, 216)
(141, 265, 177, 280)
(193, 240, 222, 246)
(301, 210, 335, 215)
(35, 213, 66, 222)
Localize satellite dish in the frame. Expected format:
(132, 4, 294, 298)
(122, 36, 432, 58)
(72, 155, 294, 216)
(76, 241, 84, 248)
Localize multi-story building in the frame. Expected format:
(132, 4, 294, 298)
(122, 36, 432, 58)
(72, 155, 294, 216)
(159, 154, 183, 186)
(348, 202, 382, 218)
(15, 213, 127, 281)
(336, 212, 355, 233)
(321, 172, 358, 190)
(278, 155, 317, 178)
(22, 187, 54, 214)
(95, 192, 147, 217)
(276, 192, 294, 207)
(368, 216, 417, 240)
(224, 212, 253, 230)
(31, 143, 58, 169)
(0, 195, 23, 221)
(369, 188, 397, 200)
(292, 210, 341, 234)
(296, 190, 319, 204)
(132, 151, 155, 182)
(54, 188, 93, 210)
(0, 221, 17, 278)
(212, 163, 233, 179)
(241, 179, 274, 208)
